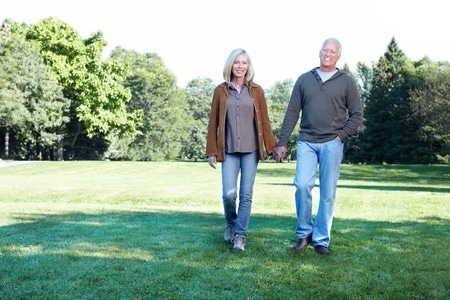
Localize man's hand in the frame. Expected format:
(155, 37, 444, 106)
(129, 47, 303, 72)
(272, 146, 287, 163)
(208, 155, 217, 169)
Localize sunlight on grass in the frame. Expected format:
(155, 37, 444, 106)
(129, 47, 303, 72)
(2, 245, 44, 256)
(54, 243, 156, 261)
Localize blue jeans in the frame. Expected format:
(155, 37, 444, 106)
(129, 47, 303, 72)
(294, 139, 344, 247)
(221, 151, 259, 235)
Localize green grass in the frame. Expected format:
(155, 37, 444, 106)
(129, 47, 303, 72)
(0, 161, 449, 299)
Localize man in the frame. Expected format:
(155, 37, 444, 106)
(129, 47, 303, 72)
(273, 38, 363, 255)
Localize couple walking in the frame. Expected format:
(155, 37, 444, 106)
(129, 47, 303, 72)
(206, 38, 363, 254)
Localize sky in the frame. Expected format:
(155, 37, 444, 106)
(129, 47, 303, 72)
(2, 0, 448, 88)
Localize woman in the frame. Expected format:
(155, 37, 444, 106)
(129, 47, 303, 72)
(206, 48, 276, 252)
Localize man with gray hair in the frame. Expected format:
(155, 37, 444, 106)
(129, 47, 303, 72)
(273, 38, 363, 255)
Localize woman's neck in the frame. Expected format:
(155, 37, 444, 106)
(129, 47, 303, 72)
(232, 79, 245, 89)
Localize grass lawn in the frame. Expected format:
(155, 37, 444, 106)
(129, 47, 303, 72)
(0, 161, 449, 299)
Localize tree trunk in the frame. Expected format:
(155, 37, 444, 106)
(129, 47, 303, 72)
(57, 138, 64, 161)
(4, 127, 9, 159)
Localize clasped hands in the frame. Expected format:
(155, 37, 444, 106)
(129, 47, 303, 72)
(272, 146, 287, 163)
(208, 146, 287, 168)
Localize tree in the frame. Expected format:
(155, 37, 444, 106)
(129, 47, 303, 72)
(26, 17, 140, 159)
(109, 48, 193, 161)
(182, 77, 215, 161)
(409, 58, 450, 163)
(0, 21, 69, 160)
(359, 37, 418, 163)
(265, 79, 296, 160)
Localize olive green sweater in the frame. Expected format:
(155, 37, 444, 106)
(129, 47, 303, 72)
(277, 68, 363, 145)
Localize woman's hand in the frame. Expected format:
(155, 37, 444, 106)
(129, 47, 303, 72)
(208, 155, 217, 169)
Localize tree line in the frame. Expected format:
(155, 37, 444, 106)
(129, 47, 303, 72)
(1, 18, 449, 164)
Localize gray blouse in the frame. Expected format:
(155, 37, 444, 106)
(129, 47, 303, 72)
(225, 84, 258, 153)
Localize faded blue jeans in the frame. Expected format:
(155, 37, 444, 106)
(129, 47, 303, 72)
(221, 151, 259, 235)
(294, 139, 344, 247)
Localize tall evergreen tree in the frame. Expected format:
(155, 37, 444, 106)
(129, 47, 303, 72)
(359, 38, 418, 163)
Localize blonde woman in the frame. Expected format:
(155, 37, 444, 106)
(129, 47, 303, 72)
(206, 48, 276, 252)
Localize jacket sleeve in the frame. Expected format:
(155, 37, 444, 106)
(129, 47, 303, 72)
(205, 88, 220, 157)
(255, 87, 277, 155)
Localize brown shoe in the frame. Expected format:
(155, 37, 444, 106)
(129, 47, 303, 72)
(292, 234, 312, 251)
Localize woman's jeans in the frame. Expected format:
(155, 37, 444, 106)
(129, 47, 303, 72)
(294, 139, 344, 247)
(221, 151, 259, 235)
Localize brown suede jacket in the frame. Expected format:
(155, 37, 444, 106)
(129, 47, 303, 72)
(206, 81, 276, 162)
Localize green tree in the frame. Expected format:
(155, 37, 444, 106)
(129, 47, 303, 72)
(359, 37, 418, 163)
(182, 77, 215, 161)
(354, 62, 372, 105)
(0, 21, 69, 160)
(409, 58, 450, 163)
(26, 17, 140, 159)
(265, 79, 296, 161)
(109, 48, 193, 161)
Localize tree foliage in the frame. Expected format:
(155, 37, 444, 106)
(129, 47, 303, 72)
(0, 22, 69, 159)
(26, 17, 140, 159)
(265, 79, 296, 160)
(354, 38, 449, 163)
(1, 16, 448, 164)
(182, 77, 215, 161)
(409, 59, 450, 163)
(108, 48, 193, 161)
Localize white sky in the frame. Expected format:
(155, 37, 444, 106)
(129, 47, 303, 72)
(2, 0, 448, 88)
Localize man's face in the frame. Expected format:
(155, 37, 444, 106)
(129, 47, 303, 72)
(319, 41, 340, 69)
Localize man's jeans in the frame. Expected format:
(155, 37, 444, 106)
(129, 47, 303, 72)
(294, 139, 344, 247)
(222, 151, 259, 235)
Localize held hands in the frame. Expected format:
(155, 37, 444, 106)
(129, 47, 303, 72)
(208, 155, 217, 169)
(272, 146, 287, 163)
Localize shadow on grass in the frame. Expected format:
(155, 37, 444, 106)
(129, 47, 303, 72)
(258, 163, 450, 193)
(258, 163, 450, 183)
(1, 210, 449, 299)
(338, 164, 450, 183)
(337, 184, 450, 193)
(264, 182, 450, 193)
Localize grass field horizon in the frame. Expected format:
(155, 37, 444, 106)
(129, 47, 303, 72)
(0, 161, 449, 299)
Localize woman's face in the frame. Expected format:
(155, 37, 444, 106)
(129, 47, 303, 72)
(232, 54, 248, 80)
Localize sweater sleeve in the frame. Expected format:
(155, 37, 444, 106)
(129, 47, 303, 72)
(337, 76, 363, 141)
(277, 78, 302, 146)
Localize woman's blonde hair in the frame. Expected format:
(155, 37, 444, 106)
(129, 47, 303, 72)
(223, 48, 255, 83)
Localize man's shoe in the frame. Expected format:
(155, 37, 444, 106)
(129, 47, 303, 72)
(231, 234, 247, 252)
(224, 222, 235, 244)
(314, 245, 330, 255)
(292, 234, 312, 251)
